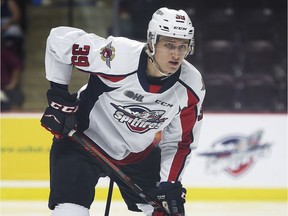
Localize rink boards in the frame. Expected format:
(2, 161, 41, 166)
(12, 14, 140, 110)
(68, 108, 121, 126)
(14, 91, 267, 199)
(1, 113, 287, 201)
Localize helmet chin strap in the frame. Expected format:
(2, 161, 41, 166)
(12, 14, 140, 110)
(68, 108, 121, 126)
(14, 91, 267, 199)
(145, 48, 171, 78)
(150, 58, 171, 77)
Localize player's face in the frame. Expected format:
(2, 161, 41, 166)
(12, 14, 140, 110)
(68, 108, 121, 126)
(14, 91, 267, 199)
(153, 36, 190, 75)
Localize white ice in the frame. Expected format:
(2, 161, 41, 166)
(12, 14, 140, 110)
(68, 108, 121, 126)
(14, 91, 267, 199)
(1, 201, 287, 216)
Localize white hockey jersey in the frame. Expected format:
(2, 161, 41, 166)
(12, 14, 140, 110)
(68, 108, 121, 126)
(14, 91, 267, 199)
(45, 26, 205, 182)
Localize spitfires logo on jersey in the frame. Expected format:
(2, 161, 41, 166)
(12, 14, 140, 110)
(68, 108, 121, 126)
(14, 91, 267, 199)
(198, 130, 272, 177)
(111, 103, 168, 133)
(100, 42, 115, 68)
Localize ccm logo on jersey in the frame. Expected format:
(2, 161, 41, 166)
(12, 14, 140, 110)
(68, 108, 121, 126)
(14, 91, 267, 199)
(50, 101, 79, 113)
(155, 99, 173, 107)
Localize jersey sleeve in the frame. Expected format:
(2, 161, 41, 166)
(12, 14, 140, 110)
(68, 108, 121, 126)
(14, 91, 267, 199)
(45, 26, 87, 84)
(45, 26, 144, 85)
(159, 67, 206, 182)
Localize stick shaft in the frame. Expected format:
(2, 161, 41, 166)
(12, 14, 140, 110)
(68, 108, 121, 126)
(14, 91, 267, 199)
(104, 178, 114, 216)
(68, 129, 163, 211)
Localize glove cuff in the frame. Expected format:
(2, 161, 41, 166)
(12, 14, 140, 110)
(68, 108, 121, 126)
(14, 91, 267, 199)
(47, 88, 79, 113)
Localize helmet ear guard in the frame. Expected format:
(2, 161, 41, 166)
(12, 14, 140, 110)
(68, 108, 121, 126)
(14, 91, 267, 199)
(147, 7, 195, 56)
(188, 37, 195, 55)
(147, 31, 157, 57)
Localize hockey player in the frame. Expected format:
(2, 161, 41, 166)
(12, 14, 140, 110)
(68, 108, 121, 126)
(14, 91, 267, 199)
(41, 7, 205, 216)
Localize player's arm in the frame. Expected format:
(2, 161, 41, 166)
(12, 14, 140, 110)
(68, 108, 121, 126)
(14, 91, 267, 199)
(45, 26, 144, 79)
(41, 26, 131, 138)
(153, 81, 205, 216)
(160, 105, 204, 182)
(45, 26, 89, 84)
(41, 27, 89, 138)
(160, 74, 206, 182)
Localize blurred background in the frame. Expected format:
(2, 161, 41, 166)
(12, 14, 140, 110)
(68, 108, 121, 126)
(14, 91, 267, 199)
(1, 0, 287, 113)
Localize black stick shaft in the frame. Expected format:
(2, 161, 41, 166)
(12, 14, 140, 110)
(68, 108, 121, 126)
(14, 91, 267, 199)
(104, 178, 114, 216)
(68, 129, 164, 211)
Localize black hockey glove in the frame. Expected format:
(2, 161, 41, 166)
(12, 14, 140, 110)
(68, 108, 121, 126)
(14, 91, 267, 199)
(152, 181, 186, 216)
(40, 88, 79, 139)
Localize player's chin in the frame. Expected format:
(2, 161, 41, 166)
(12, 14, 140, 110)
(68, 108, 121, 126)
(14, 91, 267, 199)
(166, 66, 180, 74)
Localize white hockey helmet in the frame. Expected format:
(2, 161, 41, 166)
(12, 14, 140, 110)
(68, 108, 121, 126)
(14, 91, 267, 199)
(147, 7, 195, 56)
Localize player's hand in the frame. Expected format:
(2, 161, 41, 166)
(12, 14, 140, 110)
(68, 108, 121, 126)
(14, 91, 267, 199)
(40, 88, 79, 139)
(152, 181, 186, 216)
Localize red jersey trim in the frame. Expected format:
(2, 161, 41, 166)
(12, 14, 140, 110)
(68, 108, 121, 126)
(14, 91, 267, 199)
(73, 132, 156, 166)
(112, 142, 156, 165)
(168, 90, 198, 181)
(149, 84, 161, 93)
(98, 74, 126, 82)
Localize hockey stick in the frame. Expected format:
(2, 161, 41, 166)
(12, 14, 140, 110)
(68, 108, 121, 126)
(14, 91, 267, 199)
(104, 178, 114, 216)
(68, 129, 165, 212)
